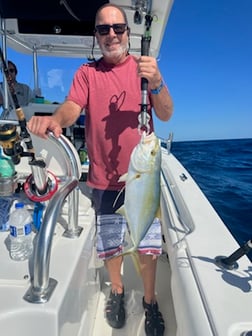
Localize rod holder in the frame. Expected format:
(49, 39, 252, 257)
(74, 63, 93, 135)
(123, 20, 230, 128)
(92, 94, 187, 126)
(215, 239, 252, 270)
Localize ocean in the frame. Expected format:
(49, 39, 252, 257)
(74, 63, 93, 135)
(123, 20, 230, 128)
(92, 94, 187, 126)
(171, 138, 252, 261)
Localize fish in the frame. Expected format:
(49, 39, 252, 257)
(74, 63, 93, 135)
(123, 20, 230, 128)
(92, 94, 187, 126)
(116, 131, 161, 257)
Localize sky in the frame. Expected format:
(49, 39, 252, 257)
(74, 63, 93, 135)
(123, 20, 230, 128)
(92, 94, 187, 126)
(3, 0, 252, 142)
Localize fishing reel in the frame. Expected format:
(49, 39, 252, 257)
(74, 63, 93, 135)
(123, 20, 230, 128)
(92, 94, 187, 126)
(0, 122, 58, 201)
(0, 121, 34, 164)
(0, 123, 23, 164)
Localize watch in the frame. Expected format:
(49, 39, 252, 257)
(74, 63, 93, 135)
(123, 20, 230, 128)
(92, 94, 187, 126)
(150, 80, 164, 94)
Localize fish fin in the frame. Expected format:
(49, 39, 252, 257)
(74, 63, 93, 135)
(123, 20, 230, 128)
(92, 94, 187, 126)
(113, 186, 126, 209)
(155, 205, 162, 219)
(116, 204, 126, 216)
(120, 248, 141, 276)
(119, 172, 141, 184)
(118, 173, 128, 182)
(131, 251, 141, 276)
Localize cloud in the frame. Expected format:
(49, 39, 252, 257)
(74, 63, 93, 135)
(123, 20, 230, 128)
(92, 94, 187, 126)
(47, 68, 65, 92)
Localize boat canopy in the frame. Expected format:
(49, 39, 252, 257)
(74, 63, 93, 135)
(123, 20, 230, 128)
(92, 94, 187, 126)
(0, 0, 173, 58)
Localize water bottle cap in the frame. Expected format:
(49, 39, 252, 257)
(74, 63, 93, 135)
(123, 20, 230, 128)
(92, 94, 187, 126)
(15, 202, 24, 209)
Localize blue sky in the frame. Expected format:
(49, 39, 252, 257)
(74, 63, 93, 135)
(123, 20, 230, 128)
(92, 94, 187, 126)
(4, 0, 252, 141)
(156, 0, 252, 141)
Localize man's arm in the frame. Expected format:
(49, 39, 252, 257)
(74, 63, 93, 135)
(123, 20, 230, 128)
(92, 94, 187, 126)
(27, 100, 82, 138)
(150, 82, 173, 121)
(53, 100, 82, 127)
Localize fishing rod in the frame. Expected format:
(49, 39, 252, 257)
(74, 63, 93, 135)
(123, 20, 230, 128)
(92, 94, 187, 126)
(0, 49, 58, 201)
(0, 47, 35, 164)
(138, 10, 153, 134)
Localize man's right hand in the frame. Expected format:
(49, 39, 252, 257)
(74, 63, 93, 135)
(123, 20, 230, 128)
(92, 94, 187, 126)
(27, 116, 63, 139)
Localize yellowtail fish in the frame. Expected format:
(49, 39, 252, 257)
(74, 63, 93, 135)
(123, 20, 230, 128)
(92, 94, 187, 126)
(116, 131, 161, 256)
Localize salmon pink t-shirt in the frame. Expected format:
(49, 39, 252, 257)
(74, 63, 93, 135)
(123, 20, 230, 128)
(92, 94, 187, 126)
(68, 55, 154, 190)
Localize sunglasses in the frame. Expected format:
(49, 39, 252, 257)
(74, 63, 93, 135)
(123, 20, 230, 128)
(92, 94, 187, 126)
(95, 23, 128, 36)
(8, 68, 16, 74)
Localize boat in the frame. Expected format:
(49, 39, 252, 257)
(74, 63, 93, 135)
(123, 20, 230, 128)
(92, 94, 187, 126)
(0, 1, 251, 335)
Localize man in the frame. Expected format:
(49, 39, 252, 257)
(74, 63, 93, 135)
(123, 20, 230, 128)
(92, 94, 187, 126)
(0, 60, 33, 107)
(27, 4, 173, 335)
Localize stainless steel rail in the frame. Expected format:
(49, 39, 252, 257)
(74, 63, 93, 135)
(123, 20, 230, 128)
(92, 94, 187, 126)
(47, 132, 82, 238)
(24, 177, 78, 303)
(24, 133, 83, 303)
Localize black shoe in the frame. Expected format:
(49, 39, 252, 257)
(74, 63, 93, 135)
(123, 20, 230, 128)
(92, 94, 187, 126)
(143, 297, 165, 336)
(105, 289, 125, 329)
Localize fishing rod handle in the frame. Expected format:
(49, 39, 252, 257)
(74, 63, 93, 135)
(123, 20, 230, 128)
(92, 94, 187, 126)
(141, 36, 151, 91)
(141, 35, 151, 56)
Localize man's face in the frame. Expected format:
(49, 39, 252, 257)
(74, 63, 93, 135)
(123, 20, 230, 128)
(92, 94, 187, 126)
(95, 7, 129, 62)
(8, 65, 17, 81)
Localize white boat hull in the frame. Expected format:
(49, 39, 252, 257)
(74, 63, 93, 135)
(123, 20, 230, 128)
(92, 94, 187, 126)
(161, 148, 252, 336)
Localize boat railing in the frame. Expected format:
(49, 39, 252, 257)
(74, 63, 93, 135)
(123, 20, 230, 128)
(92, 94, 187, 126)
(23, 132, 82, 303)
(24, 177, 78, 303)
(47, 132, 82, 238)
(160, 132, 173, 154)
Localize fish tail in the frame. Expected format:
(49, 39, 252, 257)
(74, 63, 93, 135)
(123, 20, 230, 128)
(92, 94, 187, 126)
(121, 248, 141, 276)
(131, 251, 141, 276)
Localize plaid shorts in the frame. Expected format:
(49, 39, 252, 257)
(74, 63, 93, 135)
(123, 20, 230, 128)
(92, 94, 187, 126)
(92, 189, 162, 259)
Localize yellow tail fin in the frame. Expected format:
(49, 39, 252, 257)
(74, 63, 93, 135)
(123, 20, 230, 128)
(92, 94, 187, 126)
(120, 248, 141, 276)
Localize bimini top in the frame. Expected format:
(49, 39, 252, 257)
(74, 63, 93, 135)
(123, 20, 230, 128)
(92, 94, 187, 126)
(0, 0, 173, 58)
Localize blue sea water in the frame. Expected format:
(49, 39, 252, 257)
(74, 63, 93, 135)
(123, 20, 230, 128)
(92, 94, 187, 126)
(171, 138, 252, 261)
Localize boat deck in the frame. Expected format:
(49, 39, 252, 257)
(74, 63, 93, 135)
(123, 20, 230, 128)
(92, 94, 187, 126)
(91, 253, 177, 336)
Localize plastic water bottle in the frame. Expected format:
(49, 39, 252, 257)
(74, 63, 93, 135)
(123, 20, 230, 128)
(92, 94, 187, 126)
(9, 202, 33, 261)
